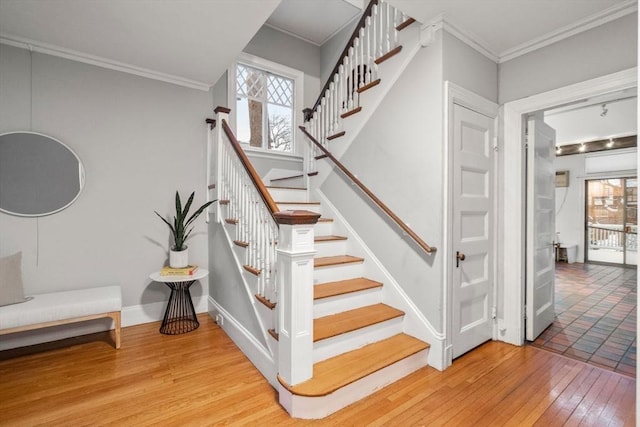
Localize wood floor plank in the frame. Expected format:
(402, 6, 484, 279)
(0, 317, 634, 426)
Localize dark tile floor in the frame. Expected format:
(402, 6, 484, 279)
(530, 262, 637, 377)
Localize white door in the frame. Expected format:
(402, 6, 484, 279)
(526, 114, 556, 341)
(452, 104, 494, 358)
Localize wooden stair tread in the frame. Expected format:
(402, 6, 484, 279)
(327, 131, 346, 141)
(314, 277, 382, 300)
(278, 333, 428, 397)
(317, 217, 333, 223)
(266, 185, 307, 190)
(375, 45, 403, 65)
(314, 255, 363, 268)
(277, 201, 320, 205)
(270, 174, 303, 182)
(356, 78, 381, 93)
(341, 106, 362, 119)
(314, 303, 403, 342)
(315, 235, 347, 243)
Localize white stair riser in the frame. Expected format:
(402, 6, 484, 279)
(314, 221, 335, 236)
(314, 240, 348, 257)
(313, 316, 403, 363)
(278, 348, 429, 419)
(313, 288, 382, 318)
(270, 176, 305, 187)
(268, 188, 308, 202)
(313, 263, 364, 283)
(276, 203, 322, 213)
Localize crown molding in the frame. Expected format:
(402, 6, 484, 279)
(0, 34, 211, 92)
(499, 0, 638, 63)
(423, 14, 500, 63)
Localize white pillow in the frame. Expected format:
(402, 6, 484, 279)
(0, 252, 30, 307)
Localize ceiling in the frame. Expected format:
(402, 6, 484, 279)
(386, 0, 636, 61)
(0, 0, 281, 89)
(0, 0, 637, 90)
(545, 94, 637, 146)
(266, 0, 362, 46)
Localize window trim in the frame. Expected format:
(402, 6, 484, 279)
(228, 52, 304, 156)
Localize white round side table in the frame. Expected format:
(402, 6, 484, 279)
(149, 269, 209, 335)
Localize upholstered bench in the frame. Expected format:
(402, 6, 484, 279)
(0, 286, 122, 349)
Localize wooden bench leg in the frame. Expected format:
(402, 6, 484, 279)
(110, 311, 122, 349)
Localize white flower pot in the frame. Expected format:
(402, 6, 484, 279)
(169, 247, 189, 268)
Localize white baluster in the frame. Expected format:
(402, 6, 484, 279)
(385, 2, 391, 53)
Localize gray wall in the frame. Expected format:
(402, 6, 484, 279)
(320, 17, 360, 85)
(499, 13, 638, 104)
(0, 45, 211, 309)
(321, 32, 445, 330)
(443, 31, 498, 103)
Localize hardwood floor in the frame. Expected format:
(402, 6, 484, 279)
(0, 314, 635, 426)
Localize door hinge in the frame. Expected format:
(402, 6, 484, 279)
(523, 305, 527, 320)
(493, 136, 499, 152)
(491, 306, 497, 319)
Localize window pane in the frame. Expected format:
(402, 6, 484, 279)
(267, 73, 293, 107)
(236, 97, 250, 144)
(236, 96, 264, 147)
(237, 64, 265, 100)
(268, 103, 292, 152)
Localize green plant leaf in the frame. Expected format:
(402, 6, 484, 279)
(156, 193, 217, 252)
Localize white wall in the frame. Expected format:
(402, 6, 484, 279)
(499, 13, 638, 104)
(0, 44, 212, 346)
(320, 31, 445, 330)
(554, 154, 586, 263)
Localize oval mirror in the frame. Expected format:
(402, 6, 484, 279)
(0, 131, 85, 217)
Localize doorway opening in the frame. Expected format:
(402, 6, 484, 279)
(586, 177, 637, 266)
(521, 82, 637, 375)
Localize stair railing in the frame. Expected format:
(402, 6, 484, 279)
(300, 126, 437, 254)
(210, 107, 320, 386)
(304, 0, 412, 174)
(212, 107, 280, 305)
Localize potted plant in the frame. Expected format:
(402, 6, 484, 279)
(155, 191, 216, 268)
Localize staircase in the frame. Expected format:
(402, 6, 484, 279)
(208, 0, 440, 419)
(266, 185, 430, 419)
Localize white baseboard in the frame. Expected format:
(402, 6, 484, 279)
(0, 295, 210, 351)
(209, 297, 278, 388)
(121, 294, 209, 327)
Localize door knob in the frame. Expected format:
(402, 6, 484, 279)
(456, 251, 466, 268)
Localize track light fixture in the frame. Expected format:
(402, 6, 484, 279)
(607, 138, 614, 148)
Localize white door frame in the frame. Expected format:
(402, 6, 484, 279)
(444, 81, 498, 367)
(500, 67, 637, 346)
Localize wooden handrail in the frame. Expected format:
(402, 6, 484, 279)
(308, 0, 379, 115)
(221, 119, 280, 218)
(299, 126, 436, 254)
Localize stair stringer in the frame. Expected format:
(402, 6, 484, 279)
(316, 189, 446, 371)
(309, 23, 424, 190)
(209, 218, 279, 376)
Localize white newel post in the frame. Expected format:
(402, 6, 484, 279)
(275, 210, 321, 386)
(213, 106, 230, 223)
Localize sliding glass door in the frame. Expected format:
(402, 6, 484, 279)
(586, 177, 637, 266)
